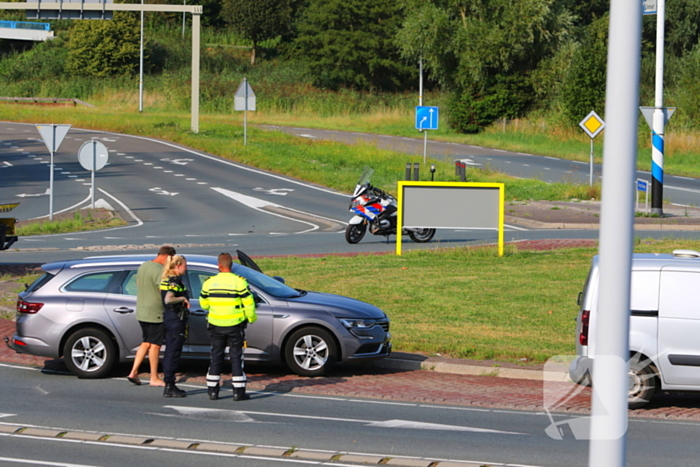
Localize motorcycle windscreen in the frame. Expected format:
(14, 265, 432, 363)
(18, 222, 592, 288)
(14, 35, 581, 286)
(357, 167, 374, 186)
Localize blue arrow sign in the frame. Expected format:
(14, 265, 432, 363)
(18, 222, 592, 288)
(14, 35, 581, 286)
(416, 106, 439, 130)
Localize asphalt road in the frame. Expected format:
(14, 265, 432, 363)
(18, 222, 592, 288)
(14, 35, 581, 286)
(3, 363, 700, 467)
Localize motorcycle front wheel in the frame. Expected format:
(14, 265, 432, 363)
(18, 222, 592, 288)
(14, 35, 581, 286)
(407, 228, 436, 243)
(345, 223, 367, 244)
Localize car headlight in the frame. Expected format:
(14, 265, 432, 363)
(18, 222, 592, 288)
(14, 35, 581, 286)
(340, 318, 379, 329)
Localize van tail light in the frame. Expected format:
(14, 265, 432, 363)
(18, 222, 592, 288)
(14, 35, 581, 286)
(17, 300, 44, 314)
(579, 309, 590, 346)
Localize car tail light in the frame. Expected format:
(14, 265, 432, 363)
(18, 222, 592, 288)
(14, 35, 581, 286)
(17, 300, 44, 314)
(579, 309, 590, 346)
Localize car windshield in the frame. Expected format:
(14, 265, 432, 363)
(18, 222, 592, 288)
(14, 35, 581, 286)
(233, 264, 301, 299)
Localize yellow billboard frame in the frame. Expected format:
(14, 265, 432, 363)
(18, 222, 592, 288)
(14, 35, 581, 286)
(396, 181, 505, 256)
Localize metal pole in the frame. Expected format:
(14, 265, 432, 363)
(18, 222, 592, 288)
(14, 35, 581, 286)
(190, 12, 200, 133)
(423, 131, 427, 164)
(181, 0, 185, 38)
(588, 0, 641, 464)
(48, 127, 54, 221)
(91, 140, 96, 209)
(651, 0, 666, 215)
(418, 58, 423, 106)
(589, 138, 594, 186)
(139, 0, 144, 113)
(243, 77, 248, 146)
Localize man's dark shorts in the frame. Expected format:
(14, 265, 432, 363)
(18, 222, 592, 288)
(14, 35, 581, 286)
(139, 321, 165, 346)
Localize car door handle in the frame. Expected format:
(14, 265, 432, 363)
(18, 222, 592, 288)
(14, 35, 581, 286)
(190, 309, 208, 316)
(113, 307, 134, 314)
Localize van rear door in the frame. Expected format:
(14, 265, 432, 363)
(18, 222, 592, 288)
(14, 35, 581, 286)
(657, 269, 700, 385)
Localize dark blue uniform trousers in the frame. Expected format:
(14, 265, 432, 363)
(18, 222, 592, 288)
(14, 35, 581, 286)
(207, 323, 246, 390)
(163, 311, 187, 384)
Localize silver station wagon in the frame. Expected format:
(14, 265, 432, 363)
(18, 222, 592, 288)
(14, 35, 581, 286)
(9, 252, 391, 378)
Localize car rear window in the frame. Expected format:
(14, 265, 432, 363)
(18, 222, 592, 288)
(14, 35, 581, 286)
(25, 272, 55, 293)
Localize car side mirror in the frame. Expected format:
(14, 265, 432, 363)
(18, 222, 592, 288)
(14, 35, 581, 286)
(577, 292, 583, 307)
(273, 276, 285, 284)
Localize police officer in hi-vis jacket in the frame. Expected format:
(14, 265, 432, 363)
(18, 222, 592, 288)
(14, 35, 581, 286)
(200, 252, 257, 401)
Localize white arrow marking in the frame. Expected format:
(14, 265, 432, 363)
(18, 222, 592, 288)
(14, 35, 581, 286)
(299, 134, 317, 139)
(0, 413, 17, 418)
(211, 187, 322, 233)
(162, 406, 524, 435)
(160, 157, 194, 165)
(252, 187, 295, 196)
(3, 161, 13, 167)
(16, 188, 49, 198)
(365, 419, 523, 434)
(149, 187, 179, 196)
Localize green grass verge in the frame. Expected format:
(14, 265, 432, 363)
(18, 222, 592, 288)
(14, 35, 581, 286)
(251, 238, 697, 364)
(16, 211, 127, 236)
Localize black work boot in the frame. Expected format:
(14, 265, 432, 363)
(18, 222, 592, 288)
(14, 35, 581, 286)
(208, 386, 220, 401)
(233, 388, 250, 401)
(163, 383, 186, 398)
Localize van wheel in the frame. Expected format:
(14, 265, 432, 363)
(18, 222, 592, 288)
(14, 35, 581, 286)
(63, 328, 117, 379)
(628, 357, 657, 409)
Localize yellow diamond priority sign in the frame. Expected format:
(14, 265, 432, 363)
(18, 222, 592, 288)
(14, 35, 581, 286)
(579, 110, 605, 139)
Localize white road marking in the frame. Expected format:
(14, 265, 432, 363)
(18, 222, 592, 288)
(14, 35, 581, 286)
(16, 189, 49, 198)
(2, 161, 11, 167)
(544, 167, 550, 170)
(0, 456, 100, 467)
(153, 167, 163, 169)
(252, 187, 295, 196)
(143, 163, 153, 166)
(149, 187, 179, 196)
(212, 187, 324, 233)
(666, 185, 700, 194)
(186, 178, 196, 181)
(160, 158, 194, 165)
(522, 164, 529, 167)
(162, 406, 525, 435)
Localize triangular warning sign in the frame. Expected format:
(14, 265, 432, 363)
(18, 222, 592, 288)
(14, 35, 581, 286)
(36, 124, 71, 153)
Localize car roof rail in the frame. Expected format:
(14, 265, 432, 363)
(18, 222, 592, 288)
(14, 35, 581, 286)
(672, 249, 700, 258)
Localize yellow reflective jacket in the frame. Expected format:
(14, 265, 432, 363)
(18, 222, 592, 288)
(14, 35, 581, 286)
(200, 272, 257, 327)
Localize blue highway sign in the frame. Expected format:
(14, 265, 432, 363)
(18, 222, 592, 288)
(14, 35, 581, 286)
(416, 106, 439, 130)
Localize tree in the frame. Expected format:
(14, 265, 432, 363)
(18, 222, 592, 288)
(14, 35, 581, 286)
(221, 0, 292, 65)
(291, 0, 415, 92)
(65, 12, 141, 77)
(396, 0, 574, 132)
(560, 16, 608, 126)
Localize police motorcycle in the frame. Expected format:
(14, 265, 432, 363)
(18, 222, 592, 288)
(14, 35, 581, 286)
(345, 167, 436, 244)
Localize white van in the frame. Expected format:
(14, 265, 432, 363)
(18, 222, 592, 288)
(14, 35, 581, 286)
(569, 249, 700, 408)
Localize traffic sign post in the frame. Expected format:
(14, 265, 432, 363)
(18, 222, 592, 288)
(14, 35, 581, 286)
(415, 106, 439, 164)
(636, 178, 649, 213)
(578, 111, 605, 186)
(640, 106, 675, 216)
(78, 140, 109, 209)
(36, 124, 71, 221)
(234, 78, 256, 146)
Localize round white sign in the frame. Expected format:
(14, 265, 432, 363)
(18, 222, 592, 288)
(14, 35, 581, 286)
(78, 141, 109, 171)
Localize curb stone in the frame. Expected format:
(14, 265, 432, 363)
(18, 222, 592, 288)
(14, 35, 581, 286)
(0, 423, 534, 467)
